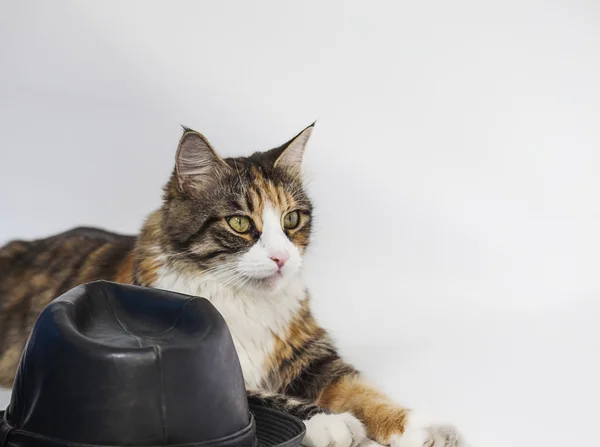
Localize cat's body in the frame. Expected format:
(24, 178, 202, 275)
(0, 125, 464, 447)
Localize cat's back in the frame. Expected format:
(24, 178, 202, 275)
(0, 226, 137, 386)
(0, 226, 136, 313)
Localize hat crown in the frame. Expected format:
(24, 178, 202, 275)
(5, 281, 250, 446)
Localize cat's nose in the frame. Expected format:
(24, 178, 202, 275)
(269, 253, 289, 269)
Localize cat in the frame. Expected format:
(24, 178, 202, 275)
(0, 124, 465, 447)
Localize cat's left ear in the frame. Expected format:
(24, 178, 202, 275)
(274, 122, 315, 172)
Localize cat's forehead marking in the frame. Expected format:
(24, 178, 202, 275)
(247, 187, 263, 215)
(244, 167, 294, 223)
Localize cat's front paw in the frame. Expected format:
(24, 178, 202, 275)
(303, 412, 367, 447)
(391, 412, 465, 447)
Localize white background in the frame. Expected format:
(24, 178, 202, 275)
(1, 1, 599, 446)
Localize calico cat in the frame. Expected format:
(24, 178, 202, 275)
(0, 124, 465, 447)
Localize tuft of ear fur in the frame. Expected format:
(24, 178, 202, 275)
(175, 127, 227, 197)
(274, 122, 315, 173)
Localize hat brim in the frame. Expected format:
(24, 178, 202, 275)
(1, 406, 305, 447)
(249, 402, 306, 447)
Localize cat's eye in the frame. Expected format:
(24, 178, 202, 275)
(227, 216, 251, 233)
(283, 211, 300, 229)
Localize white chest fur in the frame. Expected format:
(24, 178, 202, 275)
(154, 267, 305, 389)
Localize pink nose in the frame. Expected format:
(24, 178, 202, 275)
(269, 254, 288, 269)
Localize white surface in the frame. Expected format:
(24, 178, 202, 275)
(1, 1, 600, 446)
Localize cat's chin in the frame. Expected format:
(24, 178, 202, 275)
(243, 271, 293, 294)
(254, 272, 286, 291)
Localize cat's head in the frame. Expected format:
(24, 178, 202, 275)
(160, 124, 314, 294)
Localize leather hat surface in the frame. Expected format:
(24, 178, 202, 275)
(0, 281, 305, 447)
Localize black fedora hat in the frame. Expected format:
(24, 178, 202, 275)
(0, 281, 305, 447)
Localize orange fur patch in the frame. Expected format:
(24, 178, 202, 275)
(115, 251, 135, 284)
(137, 257, 161, 286)
(319, 375, 409, 445)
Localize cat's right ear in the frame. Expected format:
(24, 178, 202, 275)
(175, 128, 227, 197)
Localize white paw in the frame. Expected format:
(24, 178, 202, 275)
(391, 412, 466, 447)
(302, 412, 367, 447)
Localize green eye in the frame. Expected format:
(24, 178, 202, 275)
(283, 211, 300, 229)
(227, 216, 251, 233)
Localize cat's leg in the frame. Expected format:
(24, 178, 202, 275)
(247, 389, 367, 447)
(274, 311, 465, 446)
(318, 374, 465, 447)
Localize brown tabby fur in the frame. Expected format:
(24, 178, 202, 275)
(0, 125, 418, 445)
